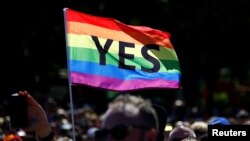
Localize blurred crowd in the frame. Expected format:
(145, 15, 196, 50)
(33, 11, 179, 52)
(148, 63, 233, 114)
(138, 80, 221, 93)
(0, 67, 249, 141)
(0, 96, 249, 141)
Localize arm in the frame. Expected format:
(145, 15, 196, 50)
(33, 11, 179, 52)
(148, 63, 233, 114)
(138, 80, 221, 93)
(18, 91, 55, 141)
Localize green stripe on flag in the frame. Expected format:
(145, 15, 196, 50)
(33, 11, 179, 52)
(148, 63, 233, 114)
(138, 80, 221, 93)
(69, 47, 180, 72)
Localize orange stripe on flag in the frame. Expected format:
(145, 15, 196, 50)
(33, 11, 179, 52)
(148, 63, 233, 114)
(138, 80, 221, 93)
(65, 9, 173, 48)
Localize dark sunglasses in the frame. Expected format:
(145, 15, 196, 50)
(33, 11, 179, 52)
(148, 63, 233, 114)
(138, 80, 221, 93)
(94, 124, 151, 140)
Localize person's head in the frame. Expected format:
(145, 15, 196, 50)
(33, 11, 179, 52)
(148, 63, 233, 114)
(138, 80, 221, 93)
(236, 109, 249, 124)
(190, 121, 207, 140)
(168, 125, 196, 141)
(207, 116, 230, 125)
(95, 94, 159, 141)
(180, 137, 198, 141)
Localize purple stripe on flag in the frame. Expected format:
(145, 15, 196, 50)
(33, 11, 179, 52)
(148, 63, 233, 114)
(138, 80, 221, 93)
(70, 72, 179, 91)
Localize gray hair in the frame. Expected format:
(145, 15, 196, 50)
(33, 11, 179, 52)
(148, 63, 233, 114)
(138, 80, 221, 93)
(106, 94, 159, 130)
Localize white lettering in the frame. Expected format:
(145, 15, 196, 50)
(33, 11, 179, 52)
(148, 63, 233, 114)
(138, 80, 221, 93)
(241, 131, 247, 136)
(212, 129, 218, 136)
(211, 129, 247, 136)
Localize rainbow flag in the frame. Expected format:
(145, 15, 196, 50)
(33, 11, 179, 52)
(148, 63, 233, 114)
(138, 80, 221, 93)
(64, 8, 181, 91)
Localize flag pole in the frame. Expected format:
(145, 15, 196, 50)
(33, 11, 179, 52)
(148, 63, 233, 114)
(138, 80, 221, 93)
(63, 8, 76, 141)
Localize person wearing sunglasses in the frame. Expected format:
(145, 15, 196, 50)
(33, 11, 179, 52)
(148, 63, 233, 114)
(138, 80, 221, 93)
(95, 94, 159, 141)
